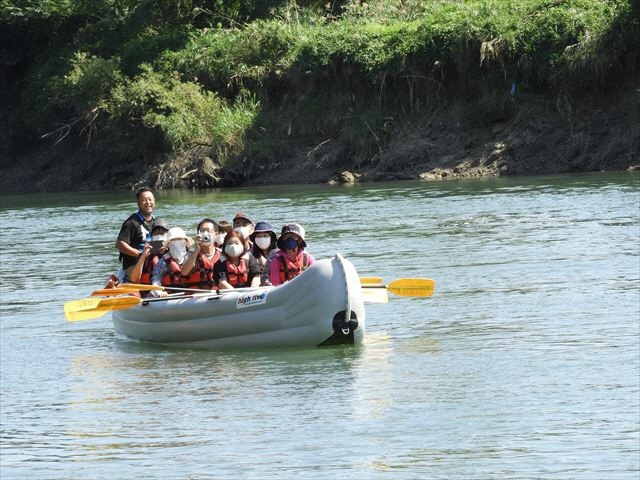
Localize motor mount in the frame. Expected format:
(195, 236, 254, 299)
(318, 310, 359, 346)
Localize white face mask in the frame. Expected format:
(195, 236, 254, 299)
(234, 226, 250, 239)
(255, 237, 271, 250)
(169, 241, 186, 261)
(215, 233, 226, 246)
(152, 234, 166, 242)
(224, 243, 244, 258)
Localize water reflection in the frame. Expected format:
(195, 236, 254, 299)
(67, 342, 366, 408)
(62, 342, 370, 465)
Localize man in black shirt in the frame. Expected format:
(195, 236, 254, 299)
(116, 187, 156, 278)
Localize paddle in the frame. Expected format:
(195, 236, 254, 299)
(120, 283, 274, 295)
(65, 307, 109, 322)
(91, 287, 142, 296)
(120, 283, 211, 293)
(90, 284, 216, 297)
(64, 297, 103, 321)
(122, 277, 435, 297)
(65, 291, 220, 322)
(69, 287, 389, 322)
(67, 278, 433, 322)
(114, 275, 383, 292)
(110, 279, 434, 298)
(361, 287, 389, 304)
(64, 296, 141, 322)
(361, 278, 435, 297)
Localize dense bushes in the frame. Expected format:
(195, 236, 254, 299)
(163, 0, 635, 103)
(1, 0, 637, 178)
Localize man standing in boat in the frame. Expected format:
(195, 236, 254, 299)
(115, 187, 155, 280)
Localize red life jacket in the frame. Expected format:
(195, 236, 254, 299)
(161, 256, 185, 287)
(139, 254, 161, 285)
(184, 250, 220, 289)
(278, 251, 309, 284)
(225, 257, 249, 287)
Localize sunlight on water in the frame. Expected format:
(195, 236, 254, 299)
(1, 172, 639, 479)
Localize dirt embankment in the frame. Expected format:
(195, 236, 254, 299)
(252, 100, 639, 187)
(1, 95, 638, 194)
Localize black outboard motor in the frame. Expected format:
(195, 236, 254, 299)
(318, 310, 359, 346)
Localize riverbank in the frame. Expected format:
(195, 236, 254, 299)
(1, 0, 638, 194)
(248, 95, 639, 186)
(0, 92, 637, 194)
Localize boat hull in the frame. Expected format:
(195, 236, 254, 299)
(112, 254, 365, 348)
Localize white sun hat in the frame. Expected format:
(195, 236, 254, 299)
(163, 227, 194, 248)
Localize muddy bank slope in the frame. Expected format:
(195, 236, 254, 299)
(248, 99, 639, 186)
(1, 94, 637, 194)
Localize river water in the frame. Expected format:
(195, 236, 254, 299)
(1, 172, 639, 479)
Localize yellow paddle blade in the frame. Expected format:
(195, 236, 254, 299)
(361, 287, 389, 304)
(64, 296, 141, 322)
(92, 288, 142, 297)
(360, 276, 383, 285)
(64, 298, 104, 321)
(65, 308, 109, 322)
(121, 283, 164, 291)
(386, 278, 435, 297)
(98, 296, 141, 310)
(65, 297, 101, 312)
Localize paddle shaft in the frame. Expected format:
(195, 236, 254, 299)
(70, 277, 434, 322)
(120, 283, 266, 294)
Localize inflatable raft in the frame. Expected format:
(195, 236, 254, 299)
(112, 253, 365, 348)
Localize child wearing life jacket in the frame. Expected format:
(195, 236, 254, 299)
(269, 223, 315, 287)
(214, 230, 261, 289)
(150, 227, 194, 297)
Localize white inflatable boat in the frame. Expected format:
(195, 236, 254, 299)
(111, 253, 365, 348)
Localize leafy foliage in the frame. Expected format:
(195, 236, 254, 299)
(107, 66, 259, 153)
(64, 53, 123, 112)
(162, 19, 299, 93)
(0, 0, 74, 23)
(4, 0, 637, 171)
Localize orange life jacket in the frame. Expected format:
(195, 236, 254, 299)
(184, 250, 220, 289)
(225, 257, 249, 287)
(139, 254, 161, 285)
(278, 251, 309, 284)
(161, 256, 185, 287)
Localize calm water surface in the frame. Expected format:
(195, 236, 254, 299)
(1, 173, 639, 479)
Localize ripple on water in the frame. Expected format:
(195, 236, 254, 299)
(1, 173, 638, 479)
